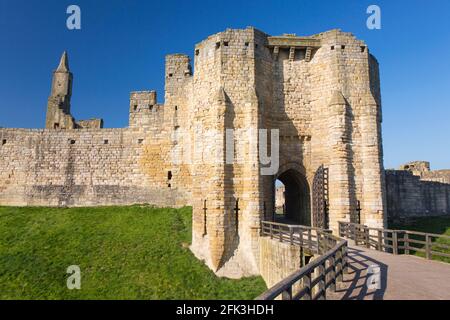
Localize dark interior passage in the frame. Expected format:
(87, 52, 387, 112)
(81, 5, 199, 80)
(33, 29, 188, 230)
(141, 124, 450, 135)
(275, 169, 311, 225)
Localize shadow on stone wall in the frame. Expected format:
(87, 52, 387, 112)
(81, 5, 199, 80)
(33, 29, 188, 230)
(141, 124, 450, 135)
(386, 170, 450, 222)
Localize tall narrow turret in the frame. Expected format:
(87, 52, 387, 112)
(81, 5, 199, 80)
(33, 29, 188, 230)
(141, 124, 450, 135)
(45, 51, 75, 129)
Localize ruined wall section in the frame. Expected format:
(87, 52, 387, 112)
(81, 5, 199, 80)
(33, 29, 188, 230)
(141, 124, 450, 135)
(129, 55, 194, 207)
(163, 54, 194, 191)
(386, 170, 450, 222)
(0, 128, 191, 207)
(129, 91, 163, 129)
(386, 163, 450, 221)
(422, 170, 450, 184)
(76, 118, 103, 129)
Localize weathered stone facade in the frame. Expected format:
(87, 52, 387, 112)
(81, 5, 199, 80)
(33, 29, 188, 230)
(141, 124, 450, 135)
(0, 27, 387, 278)
(386, 161, 450, 222)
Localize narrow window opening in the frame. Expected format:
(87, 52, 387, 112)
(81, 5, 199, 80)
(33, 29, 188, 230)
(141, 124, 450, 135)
(195, 49, 199, 56)
(133, 105, 138, 111)
(245, 42, 249, 47)
(175, 106, 178, 111)
(234, 199, 240, 233)
(341, 45, 346, 50)
(361, 46, 366, 52)
(54, 123, 60, 129)
(203, 200, 207, 236)
(2, 139, 6, 145)
(215, 42, 220, 49)
(149, 105, 154, 111)
(168, 183, 171, 188)
(168, 73, 173, 77)
(168, 171, 173, 181)
(104, 139, 109, 144)
(224, 41, 229, 46)
(331, 46, 335, 50)
(70, 139, 76, 145)
(138, 139, 144, 144)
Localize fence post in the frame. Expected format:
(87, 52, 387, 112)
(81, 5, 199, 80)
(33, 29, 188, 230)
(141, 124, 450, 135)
(342, 246, 349, 274)
(336, 250, 343, 283)
(281, 286, 292, 300)
(308, 229, 312, 247)
(404, 232, 409, 255)
(425, 234, 431, 260)
(352, 224, 357, 244)
(365, 228, 370, 248)
(393, 231, 398, 255)
(330, 256, 336, 292)
(269, 223, 273, 239)
(318, 263, 326, 300)
(289, 226, 293, 245)
(279, 225, 283, 242)
(304, 273, 311, 300)
(377, 230, 383, 251)
(316, 232, 321, 254)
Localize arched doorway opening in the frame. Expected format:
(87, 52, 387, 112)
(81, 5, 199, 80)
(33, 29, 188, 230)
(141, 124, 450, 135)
(273, 169, 311, 225)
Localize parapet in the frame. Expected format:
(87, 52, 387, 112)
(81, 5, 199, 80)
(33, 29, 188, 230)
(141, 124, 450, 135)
(129, 90, 163, 129)
(130, 91, 157, 108)
(399, 161, 431, 173)
(165, 54, 192, 78)
(76, 118, 104, 129)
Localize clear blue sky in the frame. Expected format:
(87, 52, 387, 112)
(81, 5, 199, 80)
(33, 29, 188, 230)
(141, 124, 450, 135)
(0, 0, 449, 170)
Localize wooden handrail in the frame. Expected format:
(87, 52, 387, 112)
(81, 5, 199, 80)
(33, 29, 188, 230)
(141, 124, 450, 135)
(256, 221, 348, 300)
(338, 221, 450, 261)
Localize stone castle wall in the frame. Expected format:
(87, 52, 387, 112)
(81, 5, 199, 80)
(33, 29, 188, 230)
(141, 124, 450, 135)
(386, 162, 450, 222)
(0, 128, 192, 207)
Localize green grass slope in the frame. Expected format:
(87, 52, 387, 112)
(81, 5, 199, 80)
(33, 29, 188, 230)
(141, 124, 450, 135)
(390, 216, 450, 263)
(0, 206, 266, 300)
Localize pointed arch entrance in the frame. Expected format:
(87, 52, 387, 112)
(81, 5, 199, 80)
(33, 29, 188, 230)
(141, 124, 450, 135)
(273, 165, 311, 225)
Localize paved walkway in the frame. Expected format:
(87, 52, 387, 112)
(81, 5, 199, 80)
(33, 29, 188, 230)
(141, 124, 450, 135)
(328, 244, 450, 300)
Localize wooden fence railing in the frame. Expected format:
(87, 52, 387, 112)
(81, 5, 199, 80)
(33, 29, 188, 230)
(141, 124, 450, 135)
(339, 221, 450, 260)
(256, 221, 348, 300)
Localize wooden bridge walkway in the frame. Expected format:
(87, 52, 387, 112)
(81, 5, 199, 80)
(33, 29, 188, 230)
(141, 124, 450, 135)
(257, 221, 450, 301)
(328, 243, 450, 300)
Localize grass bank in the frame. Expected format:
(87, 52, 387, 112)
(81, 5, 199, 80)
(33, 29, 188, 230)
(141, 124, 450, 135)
(0, 206, 266, 299)
(390, 216, 450, 263)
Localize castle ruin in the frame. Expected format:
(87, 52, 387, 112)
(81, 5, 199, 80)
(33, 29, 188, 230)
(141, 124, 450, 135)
(386, 161, 450, 222)
(0, 27, 387, 278)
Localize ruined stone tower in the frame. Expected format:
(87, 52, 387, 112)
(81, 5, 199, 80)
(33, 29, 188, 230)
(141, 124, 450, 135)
(45, 52, 103, 130)
(0, 27, 386, 278)
(45, 51, 75, 130)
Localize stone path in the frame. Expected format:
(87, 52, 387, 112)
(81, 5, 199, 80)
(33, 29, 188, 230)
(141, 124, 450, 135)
(328, 245, 450, 300)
